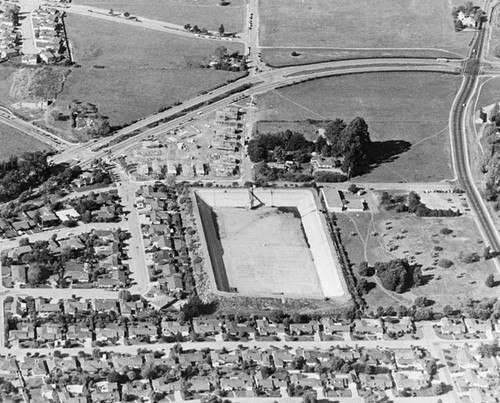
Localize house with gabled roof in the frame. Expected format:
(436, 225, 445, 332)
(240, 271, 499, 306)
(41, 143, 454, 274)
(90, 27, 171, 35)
(66, 324, 92, 344)
(111, 356, 143, 372)
(95, 324, 125, 343)
(64, 299, 91, 315)
(161, 319, 190, 337)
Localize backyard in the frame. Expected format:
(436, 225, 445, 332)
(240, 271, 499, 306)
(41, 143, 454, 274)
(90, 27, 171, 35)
(254, 72, 461, 183)
(57, 14, 245, 127)
(74, 0, 245, 33)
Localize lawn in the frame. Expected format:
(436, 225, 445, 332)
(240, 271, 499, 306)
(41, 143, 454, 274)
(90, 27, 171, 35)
(254, 72, 461, 182)
(335, 197, 498, 312)
(57, 14, 245, 126)
(0, 122, 52, 161)
(74, 0, 245, 33)
(260, 0, 473, 62)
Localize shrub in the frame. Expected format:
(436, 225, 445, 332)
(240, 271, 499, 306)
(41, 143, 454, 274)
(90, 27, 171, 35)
(358, 261, 374, 277)
(438, 258, 454, 268)
(440, 227, 453, 235)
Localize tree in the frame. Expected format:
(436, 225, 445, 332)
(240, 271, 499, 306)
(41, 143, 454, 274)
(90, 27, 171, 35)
(301, 390, 317, 403)
(27, 264, 47, 286)
(477, 342, 499, 357)
(358, 261, 374, 277)
(348, 183, 357, 194)
(426, 359, 437, 376)
(123, 11, 130, 18)
(19, 237, 30, 247)
(118, 290, 132, 301)
(415, 296, 427, 307)
(218, 24, 225, 35)
(455, 19, 464, 31)
(433, 382, 445, 396)
(414, 308, 432, 321)
(214, 46, 228, 62)
(483, 246, 492, 260)
(485, 274, 495, 288)
(443, 305, 454, 316)
(374, 258, 412, 293)
(356, 278, 370, 295)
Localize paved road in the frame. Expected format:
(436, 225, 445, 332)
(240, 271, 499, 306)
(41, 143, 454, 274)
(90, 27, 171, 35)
(449, 27, 500, 273)
(51, 59, 459, 169)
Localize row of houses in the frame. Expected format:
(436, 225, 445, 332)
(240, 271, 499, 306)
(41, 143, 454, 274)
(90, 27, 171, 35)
(435, 317, 498, 339)
(23, 7, 64, 65)
(135, 185, 192, 299)
(443, 344, 500, 403)
(0, 3, 20, 60)
(0, 343, 440, 403)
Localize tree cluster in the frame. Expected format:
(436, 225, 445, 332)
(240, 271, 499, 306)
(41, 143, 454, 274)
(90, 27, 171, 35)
(374, 258, 421, 294)
(381, 191, 461, 217)
(0, 152, 54, 203)
(323, 117, 371, 176)
(462, 297, 500, 320)
(249, 117, 371, 177)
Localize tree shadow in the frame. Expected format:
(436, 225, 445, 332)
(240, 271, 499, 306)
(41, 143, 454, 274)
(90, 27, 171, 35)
(359, 140, 411, 175)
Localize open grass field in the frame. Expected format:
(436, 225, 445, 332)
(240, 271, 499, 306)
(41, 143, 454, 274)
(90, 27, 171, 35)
(335, 193, 498, 311)
(260, 0, 472, 62)
(74, 0, 245, 33)
(0, 122, 52, 161)
(485, 6, 500, 60)
(58, 14, 245, 126)
(255, 72, 461, 182)
(263, 48, 466, 68)
(475, 76, 500, 110)
(215, 206, 323, 297)
(0, 67, 20, 110)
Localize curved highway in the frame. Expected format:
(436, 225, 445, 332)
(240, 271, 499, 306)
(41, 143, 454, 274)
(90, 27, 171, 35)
(450, 27, 500, 262)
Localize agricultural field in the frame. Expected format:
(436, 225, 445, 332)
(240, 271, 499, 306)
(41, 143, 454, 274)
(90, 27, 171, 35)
(0, 122, 52, 161)
(74, 0, 245, 33)
(254, 72, 461, 183)
(57, 14, 245, 126)
(259, 0, 472, 63)
(335, 190, 498, 312)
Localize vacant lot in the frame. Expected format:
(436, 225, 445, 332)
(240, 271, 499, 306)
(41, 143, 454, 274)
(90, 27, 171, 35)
(476, 76, 500, 109)
(75, 0, 245, 32)
(58, 14, 244, 126)
(255, 72, 461, 182)
(262, 48, 465, 68)
(260, 0, 472, 61)
(0, 67, 21, 109)
(336, 194, 497, 311)
(0, 122, 52, 161)
(216, 206, 322, 297)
